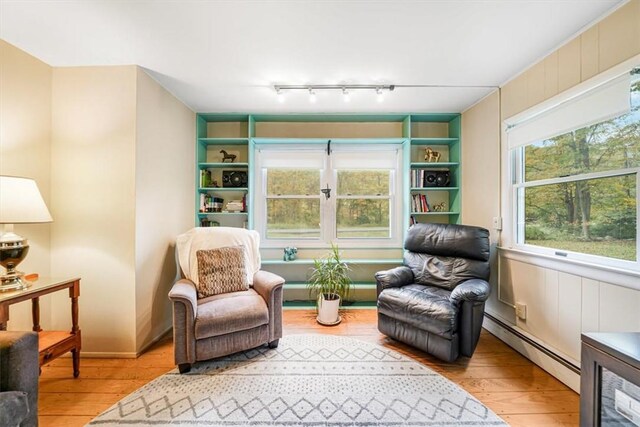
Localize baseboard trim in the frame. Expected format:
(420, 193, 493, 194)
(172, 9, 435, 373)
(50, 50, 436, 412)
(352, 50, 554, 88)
(136, 326, 173, 357)
(483, 313, 581, 393)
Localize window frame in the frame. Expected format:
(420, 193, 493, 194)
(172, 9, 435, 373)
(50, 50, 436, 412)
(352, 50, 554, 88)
(502, 58, 640, 274)
(253, 143, 404, 248)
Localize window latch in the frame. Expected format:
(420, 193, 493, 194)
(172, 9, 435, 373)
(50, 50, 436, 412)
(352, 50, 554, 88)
(321, 183, 331, 199)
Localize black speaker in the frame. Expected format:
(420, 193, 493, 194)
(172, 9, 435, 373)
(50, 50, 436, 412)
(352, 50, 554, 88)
(424, 171, 450, 187)
(222, 171, 248, 188)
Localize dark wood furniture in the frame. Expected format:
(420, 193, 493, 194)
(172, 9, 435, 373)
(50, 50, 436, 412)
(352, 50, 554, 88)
(581, 332, 640, 426)
(0, 277, 81, 377)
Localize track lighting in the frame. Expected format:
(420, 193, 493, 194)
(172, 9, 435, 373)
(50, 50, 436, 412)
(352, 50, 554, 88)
(274, 84, 395, 103)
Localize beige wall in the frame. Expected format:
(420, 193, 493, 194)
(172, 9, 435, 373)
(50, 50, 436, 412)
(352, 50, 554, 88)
(134, 69, 194, 353)
(0, 40, 53, 331)
(50, 66, 138, 354)
(501, 0, 640, 120)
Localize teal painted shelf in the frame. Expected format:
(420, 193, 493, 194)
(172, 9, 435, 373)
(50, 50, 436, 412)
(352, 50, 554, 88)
(410, 137, 459, 146)
(198, 212, 248, 216)
(199, 162, 249, 169)
(198, 138, 248, 145)
(411, 187, 459, 191)
(411, 211, 459, 215)
(284, 282, 377, 290)
(262, 259, 403, 265)
(282, 301, 376, 310)
(410, 162, 459, 168)
(199, 187, 248, 192)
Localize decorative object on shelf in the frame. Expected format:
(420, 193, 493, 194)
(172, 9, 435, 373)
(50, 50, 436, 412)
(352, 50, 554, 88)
(220, 149, 236, 163)
(424, 170, 450, 187)
(222, 170, 248, 188)
(212, 180, 220, 188)
(200, 219, 220, 227)
(0, 176, 53, 292)
(225, 200, 244, 212)
(200, 169, 213, 188)
(283, 247, 298, 262)
(307, 244, 352, 326)
(424, 147, 441, 162)
(432, 202, 447, 212)
(200, 195, 224, 213)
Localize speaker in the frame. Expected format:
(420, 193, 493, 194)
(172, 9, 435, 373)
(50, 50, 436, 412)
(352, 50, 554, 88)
(222, 171, 248, 188)
(424, 171, 450, 187)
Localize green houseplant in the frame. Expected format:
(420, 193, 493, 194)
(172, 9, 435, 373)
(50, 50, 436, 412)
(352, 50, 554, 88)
(307, 244, 352, 325)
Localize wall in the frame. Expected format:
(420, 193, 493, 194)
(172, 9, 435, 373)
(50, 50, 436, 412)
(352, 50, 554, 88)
(134, 68, 194, 353)
(461, 0, 640, 390)
(0, 40, 53, 331)
(50, 66, 138, 355)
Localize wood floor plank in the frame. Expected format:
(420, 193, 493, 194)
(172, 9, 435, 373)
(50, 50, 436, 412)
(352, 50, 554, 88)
(38, 309, 580, 427)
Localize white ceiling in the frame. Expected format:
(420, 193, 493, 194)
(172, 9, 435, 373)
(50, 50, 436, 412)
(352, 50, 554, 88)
(0, 0, 625, 113)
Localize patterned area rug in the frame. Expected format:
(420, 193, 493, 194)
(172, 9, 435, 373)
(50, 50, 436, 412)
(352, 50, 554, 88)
(89, 334, 507, 426)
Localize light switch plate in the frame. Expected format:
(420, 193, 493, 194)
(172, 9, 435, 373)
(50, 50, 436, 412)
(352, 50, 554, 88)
(515, 302, 527, 320)
(492, 216, 503, 230)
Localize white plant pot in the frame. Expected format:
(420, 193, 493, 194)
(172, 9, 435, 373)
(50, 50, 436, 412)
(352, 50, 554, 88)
(317, 294, 341, 325)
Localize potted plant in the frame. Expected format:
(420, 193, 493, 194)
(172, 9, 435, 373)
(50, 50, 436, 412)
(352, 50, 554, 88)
(307, 244, 352, 325)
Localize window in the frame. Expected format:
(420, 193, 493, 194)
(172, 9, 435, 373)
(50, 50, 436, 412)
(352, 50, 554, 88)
(506, 69, 640, 270)
(254, 144, 403, 247)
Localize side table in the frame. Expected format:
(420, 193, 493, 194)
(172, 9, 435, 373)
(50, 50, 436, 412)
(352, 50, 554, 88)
(0, 277, 81, 377)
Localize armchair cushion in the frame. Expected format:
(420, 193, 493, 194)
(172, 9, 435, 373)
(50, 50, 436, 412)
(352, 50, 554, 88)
(404, 252, 490, 291)
(177, 227, 261, 286)
(378, 284, 457, 339)
(195, 289, 268, 339)
(196, 246, 249, 298)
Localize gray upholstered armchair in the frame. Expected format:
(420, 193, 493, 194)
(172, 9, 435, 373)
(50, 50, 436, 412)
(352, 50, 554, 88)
(0, 331, 39, 427)
(376, 223, 491, 362)
(169, 227, 284, 373)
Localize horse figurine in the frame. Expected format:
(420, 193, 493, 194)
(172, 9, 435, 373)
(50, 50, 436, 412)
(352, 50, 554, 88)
(432, 202, 446, 212)
(424, 147, 441, 163)
(220, 150, 236, 163)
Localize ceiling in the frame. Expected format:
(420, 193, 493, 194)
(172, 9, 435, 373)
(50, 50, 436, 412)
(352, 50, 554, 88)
(0, 0, 625, 113)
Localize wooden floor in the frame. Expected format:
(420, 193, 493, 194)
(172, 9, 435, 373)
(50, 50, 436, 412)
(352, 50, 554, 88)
(39, 310, 579, 426)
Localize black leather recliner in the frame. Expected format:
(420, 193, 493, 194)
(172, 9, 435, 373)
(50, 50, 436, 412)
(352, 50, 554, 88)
(376, 223, 491, 362)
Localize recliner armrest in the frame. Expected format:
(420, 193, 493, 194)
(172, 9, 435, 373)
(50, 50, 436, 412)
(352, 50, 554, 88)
(450, 279, 490, 305)
(253, 270, 285, 303)
(375, 266, 414, 296)
(168, 279, 198, 316)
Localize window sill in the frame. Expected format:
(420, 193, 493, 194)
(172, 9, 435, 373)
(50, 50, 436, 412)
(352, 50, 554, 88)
(498, 246, 640, 292)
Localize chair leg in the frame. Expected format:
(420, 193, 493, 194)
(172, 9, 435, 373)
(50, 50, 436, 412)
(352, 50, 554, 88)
(268, 339, 279, 349)
(178, 363, 191, 374)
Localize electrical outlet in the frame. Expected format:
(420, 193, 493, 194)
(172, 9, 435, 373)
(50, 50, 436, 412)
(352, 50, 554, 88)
(492, 216, 503, 230)
(515, 302, 527, 320)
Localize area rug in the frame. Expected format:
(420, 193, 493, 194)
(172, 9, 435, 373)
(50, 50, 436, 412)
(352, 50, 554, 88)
(88, 334, 507, 426)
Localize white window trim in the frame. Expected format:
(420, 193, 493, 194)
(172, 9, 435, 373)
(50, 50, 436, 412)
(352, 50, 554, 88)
(253, 143, 404, 249)
(501, 53, 640, 274)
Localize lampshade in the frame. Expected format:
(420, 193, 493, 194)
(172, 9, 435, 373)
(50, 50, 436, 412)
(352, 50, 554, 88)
(0, 176, 52, 224)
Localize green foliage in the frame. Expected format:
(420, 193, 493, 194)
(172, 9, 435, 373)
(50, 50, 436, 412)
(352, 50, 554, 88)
(523, 74, 639, 259)
(307, 244, 353, 302)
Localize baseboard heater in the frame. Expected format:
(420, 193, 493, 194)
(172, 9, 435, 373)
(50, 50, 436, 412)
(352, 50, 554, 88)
(484, 312, 581, 374)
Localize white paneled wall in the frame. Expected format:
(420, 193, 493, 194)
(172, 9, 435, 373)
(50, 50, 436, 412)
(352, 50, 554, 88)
(499, 257, 640, 365)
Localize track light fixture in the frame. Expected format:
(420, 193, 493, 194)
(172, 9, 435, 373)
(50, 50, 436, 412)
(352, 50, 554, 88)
(274, 84, 395, 103)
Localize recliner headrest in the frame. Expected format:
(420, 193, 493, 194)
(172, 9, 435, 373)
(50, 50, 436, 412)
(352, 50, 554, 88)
(404, 223, 490, 262)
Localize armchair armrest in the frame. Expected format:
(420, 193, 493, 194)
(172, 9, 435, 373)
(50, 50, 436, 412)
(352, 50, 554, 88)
(168, 279, 197, 315)
(450, 279, 490, 305)
(168, 279, 198, 365)
(375, 266, 414, 296)
(253, 270, 285, 343)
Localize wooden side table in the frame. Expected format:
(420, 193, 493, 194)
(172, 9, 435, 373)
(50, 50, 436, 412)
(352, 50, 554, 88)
(0, 277, 81, 377)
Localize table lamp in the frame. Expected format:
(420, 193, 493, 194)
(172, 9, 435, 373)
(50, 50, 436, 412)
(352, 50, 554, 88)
(0, 176, 53, 291)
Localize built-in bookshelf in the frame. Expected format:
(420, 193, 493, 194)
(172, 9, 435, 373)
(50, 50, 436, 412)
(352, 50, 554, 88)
(194, 113, 461, 307)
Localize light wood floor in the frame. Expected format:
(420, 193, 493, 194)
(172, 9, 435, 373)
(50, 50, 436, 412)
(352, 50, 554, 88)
(39, 310, 579, 426)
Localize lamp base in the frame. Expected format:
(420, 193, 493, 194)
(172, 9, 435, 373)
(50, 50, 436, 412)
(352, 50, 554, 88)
(0, 270, 30, 292)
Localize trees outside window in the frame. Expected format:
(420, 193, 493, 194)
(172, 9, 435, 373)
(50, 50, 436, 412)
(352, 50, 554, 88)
(513, 70, 639, 264)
